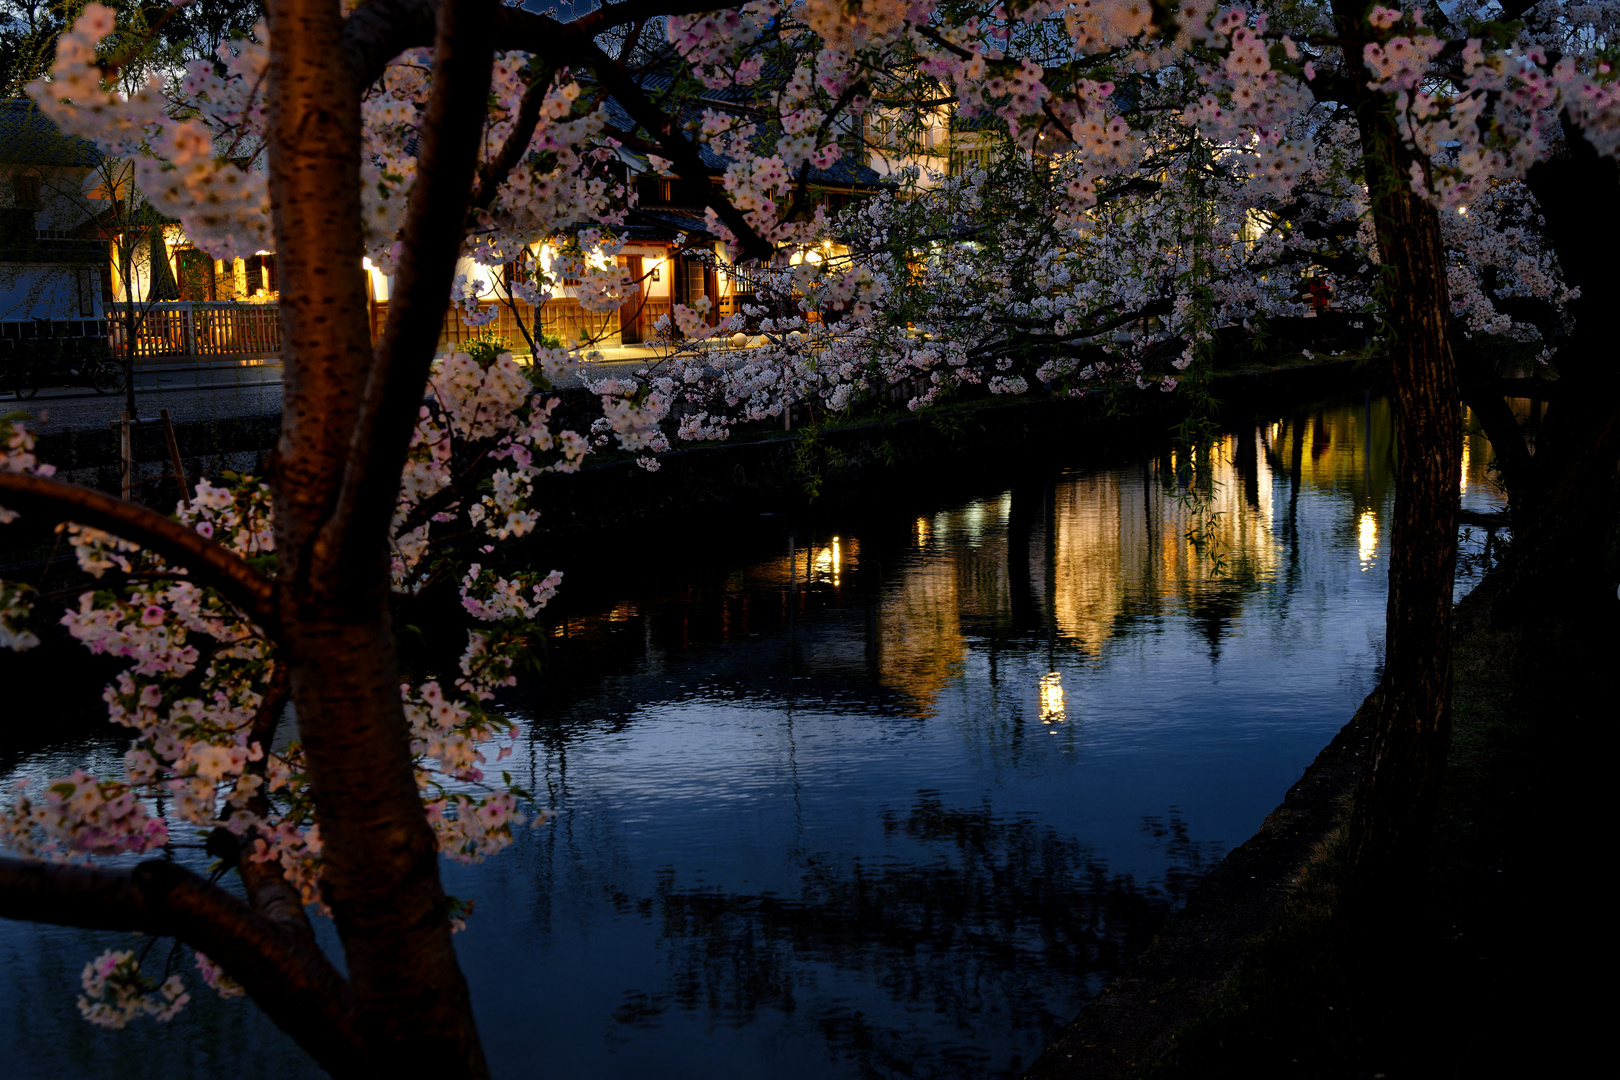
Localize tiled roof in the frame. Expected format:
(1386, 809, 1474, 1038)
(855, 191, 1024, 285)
(0, 99, 102, 167)
(625, 207, 719, 241)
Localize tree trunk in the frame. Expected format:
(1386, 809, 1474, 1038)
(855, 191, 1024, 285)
(1335, 0, 1462, 905)
(264, 0, 488, 1073)
(1498, 116, 1620, 619)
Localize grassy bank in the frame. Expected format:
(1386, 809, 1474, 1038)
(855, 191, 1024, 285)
(1115, 574, 1603, 1079)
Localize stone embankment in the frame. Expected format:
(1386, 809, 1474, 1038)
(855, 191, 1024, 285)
(1021, 696, 1371, 1078)
(522, 357, 1376, 544)
(19, 357, 1374, 529)
(1020, 568, 1604, 1078)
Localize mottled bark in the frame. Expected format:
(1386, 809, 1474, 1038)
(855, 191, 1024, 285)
(265, 0, 489, 1073)
(1333, 0, 1461, 901)
(321, 0, 498, 594)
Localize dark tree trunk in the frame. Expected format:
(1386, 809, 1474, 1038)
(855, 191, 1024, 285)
(1334, 0, 1462, 904)
(1497, 116, 1620, 618)
(265, 0, 489, 1073)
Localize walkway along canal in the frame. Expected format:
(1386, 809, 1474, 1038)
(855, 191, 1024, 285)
(0, 392, 1507, 1079)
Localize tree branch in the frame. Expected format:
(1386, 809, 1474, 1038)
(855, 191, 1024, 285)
(0, 473, 278, 633)
(224, 663, 323, 946)
(566, 28, 778, 262)
(341, 1, 781, 262)
(342, 0, 748, 91)
(0, 855, 360, 1074)
(343, 0, 438, 89)
(315, 0, 499, 601)
(468, 60, 556, 213)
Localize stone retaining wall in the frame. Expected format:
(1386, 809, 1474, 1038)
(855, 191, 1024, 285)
(27, 357, 1375, 526)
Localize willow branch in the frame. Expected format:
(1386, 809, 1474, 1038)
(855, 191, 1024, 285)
(0, 473, 278, 633)
(0, 856, 360, 1074)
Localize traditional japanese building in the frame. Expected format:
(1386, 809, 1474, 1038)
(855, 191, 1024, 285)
(0, 99, 108, 341)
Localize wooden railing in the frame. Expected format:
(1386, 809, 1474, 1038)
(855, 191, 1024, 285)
(381, 297, 639, 355)
(376, 292, 754, 356)
(108, 301, 282, 365)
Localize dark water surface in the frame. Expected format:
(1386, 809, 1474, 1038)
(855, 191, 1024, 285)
(0, 396, 1508, 1079)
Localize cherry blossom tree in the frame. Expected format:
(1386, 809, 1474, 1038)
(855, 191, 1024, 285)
(1, 1, 1617, 1075)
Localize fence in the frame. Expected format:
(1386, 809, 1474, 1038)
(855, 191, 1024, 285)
(108, 301, 282, 365)
(406, 297, 629, 356)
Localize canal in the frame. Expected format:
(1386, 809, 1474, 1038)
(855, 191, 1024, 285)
(0, 393, 1507, 1079)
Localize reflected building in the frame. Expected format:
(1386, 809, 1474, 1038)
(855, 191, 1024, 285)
(871, 429, 1284, 712)
(534, 394, 1491, 724)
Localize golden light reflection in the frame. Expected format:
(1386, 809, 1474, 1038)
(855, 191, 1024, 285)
(809, 536, 843, 586)
(1039, 671, 1066, 726)
(1038, 436, 1282, 653)
(1459, 434, 1471, 494)
(1358, 510, 1378, 569)
(963, 502, 986, 543)
(915, 517, 929, 547)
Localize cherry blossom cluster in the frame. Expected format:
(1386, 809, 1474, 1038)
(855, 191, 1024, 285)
(1332, 5, 1620, 209)
(1, 769, 169, 858)
(1442, 182, 1578, 343)
(0, 347, 603, 1021)
(193, 951, 245, 999)
(0, 579, 35, 651)
(30, 5, 274, 258)
(394, 345, 588, 589)
(77, 950, 189, 1029)
(403, 681, 528, 863)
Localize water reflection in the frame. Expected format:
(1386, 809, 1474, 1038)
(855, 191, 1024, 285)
(610, 797, 1218, 1080)
(1039, 671, 1065, 725)
(0, 394, 1509, 1080)
(1359, 510, 1379, 569)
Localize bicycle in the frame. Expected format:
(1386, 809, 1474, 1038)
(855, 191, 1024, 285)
(0, 320, 125, 398)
